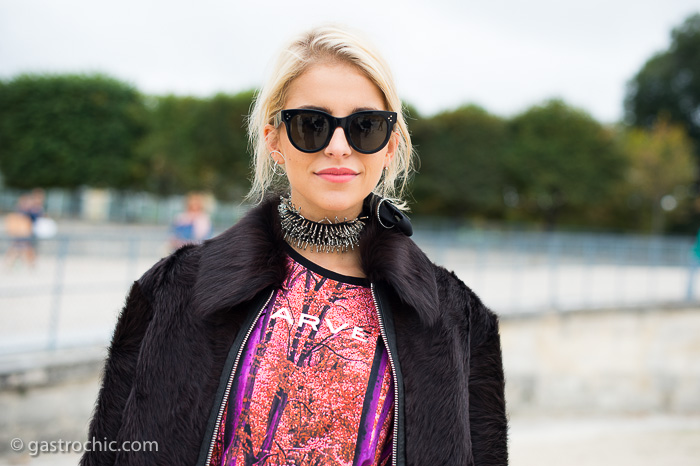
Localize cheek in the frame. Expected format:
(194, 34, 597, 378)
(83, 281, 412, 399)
(280, 153, 311, 184)
(278, 135, 294, 156)
(365, 158, 387, 184)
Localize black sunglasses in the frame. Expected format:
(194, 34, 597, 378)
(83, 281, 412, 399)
(274, 109, 397, 154)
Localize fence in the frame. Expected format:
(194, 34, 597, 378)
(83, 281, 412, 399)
(0, 187, 247, 225)
(1, 224, 698, 354)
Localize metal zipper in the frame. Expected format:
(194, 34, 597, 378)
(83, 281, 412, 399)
(204, 289, 276, 466)
(371, 283, 399, 466)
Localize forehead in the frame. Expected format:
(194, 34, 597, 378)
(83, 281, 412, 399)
(285, 63, 386, 114)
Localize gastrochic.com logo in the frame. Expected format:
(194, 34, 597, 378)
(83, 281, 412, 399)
(10, 437, 158, 457)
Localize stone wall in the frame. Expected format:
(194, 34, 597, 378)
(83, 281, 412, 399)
(501, 307, 700, 415)
(1, 307, 699, 456)
(0, 348, 103, 456)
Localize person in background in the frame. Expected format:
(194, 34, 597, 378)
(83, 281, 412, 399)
(4, 189, 44, 268)
(169, 192, 213, 251)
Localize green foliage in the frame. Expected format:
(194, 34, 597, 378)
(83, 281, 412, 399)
(135, 91, 254, 200)
(3, 53, 696, 233)
(625, 13, 700, 153)
(618, 118, 696, 233)
(195, 92, 253, 199)
(504, 100, 625, 229)
(0, 74, 146, 189)
(411, 105, 508, 218)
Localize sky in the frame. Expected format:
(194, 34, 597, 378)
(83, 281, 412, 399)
(1, 0, 698, 123)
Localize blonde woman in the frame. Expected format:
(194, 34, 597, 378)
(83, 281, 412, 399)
(82, 25, 507, 466)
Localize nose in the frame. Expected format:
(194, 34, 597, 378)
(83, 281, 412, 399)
(324, 127, 352, 157)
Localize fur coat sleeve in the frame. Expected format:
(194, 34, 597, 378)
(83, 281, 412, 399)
(467, 289, 508, 465)
(80, 281, 154, 466)
(79, 252, 177, 466)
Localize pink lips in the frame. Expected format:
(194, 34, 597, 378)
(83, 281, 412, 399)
(315, 167, 358, 183)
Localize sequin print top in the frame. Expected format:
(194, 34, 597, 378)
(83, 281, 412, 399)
(208, 248, 394, 466)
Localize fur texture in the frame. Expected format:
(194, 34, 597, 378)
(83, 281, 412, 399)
(80, 197, 508, 466)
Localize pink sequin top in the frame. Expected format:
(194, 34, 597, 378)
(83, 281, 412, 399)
(209, 248, 394, 466)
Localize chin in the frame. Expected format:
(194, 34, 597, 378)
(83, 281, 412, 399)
(322, 200, 359, 215)
(291, 183, 374, 219)
(318, 194, 366, 217)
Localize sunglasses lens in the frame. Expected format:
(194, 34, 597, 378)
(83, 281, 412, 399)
(348, 114, 389, 153)
(288, 112, 330, 152)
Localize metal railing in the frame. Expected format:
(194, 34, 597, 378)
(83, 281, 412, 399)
(1, 227, 698, 354)
(415, 228, 699, 314)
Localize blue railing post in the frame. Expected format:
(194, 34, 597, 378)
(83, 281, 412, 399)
(614, 238, 627, 307)
(431, 227, 447, 267)
(127, 236, 139, 285)
(582, 235, 596, 309)
(475, 232, 489, 296)
(547, 233, 560, 311)
(647, 237, 662, 305)
(47, 236, 69, 350)
(686, 253, 697, 302)
(510, 233, 524, 313)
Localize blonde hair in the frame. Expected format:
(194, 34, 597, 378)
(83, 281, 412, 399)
(246, 25, 414, 209)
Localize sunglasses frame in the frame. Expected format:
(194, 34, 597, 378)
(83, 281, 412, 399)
(274, 108, 397, 154)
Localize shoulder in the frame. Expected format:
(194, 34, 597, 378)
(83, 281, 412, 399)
(430, 262, 499, 338)
(136, 243, 203, 304)
(138, 198, 279, 298)
(141, 200, 289, 318)
(430, 263, 488, 311)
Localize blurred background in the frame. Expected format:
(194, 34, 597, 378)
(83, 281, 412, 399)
(1, 1, 700, 464)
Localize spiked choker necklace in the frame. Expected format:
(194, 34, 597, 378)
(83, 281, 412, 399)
(278, 195, 367, 253)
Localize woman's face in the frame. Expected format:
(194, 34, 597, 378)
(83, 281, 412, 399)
(266, 62, 397, 222)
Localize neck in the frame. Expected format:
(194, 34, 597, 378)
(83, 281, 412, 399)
(289, 241, 365, 278)
(278, 194, 368, 277)
(289, 192, 363, 224)
(278, 195, 367, 254)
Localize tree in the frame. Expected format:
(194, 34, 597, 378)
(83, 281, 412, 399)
(625, 13, 700, 155)
(0, 74, 146, 189)
(505, 99, 625, 230)
(193, 92, 254, 200)
(619, 117, 696, 233)
(135, 91, 254, 199)
(132, 95, 203, 195)
(410, 105, 509, 218)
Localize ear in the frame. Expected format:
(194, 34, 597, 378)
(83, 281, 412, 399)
(264, 124, 280, 152)
(384, 131, 399, 168)
(264, 124, 284, 164)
